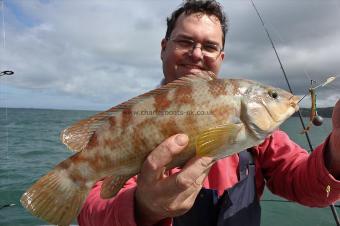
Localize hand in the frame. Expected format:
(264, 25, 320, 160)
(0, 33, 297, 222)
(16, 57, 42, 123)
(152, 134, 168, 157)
(135, 134, 214, 225)
(326, 99, 340, 179)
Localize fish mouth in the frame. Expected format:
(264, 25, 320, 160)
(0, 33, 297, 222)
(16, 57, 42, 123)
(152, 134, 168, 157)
(289, 95, 300, 112)
(261, 94, 300, 122)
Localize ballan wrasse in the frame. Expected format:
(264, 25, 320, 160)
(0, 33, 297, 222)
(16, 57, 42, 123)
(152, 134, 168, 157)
(21, 74, 299, 225)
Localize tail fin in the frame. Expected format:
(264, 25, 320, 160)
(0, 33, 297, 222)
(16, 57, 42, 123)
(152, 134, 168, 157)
(20, 169, 90, 226)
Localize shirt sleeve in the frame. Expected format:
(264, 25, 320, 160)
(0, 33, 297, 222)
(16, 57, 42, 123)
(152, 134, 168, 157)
(77, 176, 173, 226)
(256, 130, 340, 207)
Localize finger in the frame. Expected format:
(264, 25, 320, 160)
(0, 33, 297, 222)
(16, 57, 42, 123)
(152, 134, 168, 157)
(180, 187, 204, 211)
(193, 161, 213, 185)
(166, 186, 203, 217)
(158, 168, 209, 217)
(161, 156, 214, 194)
(178, 156, 214, 188)
(139, 134, 189, 184)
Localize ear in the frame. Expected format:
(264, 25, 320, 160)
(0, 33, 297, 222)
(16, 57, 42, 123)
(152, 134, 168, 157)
(220, 51, 225, 61)
(160, 38, 167, 60)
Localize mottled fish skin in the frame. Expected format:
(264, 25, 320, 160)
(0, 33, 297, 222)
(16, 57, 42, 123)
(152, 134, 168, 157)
(20, 74, 299, 225)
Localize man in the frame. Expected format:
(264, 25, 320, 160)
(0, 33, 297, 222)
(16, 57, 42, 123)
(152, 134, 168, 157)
(78, 1, 340, 225)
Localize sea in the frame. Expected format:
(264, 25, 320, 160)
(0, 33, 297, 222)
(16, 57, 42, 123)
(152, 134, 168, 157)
(0, 108, 338, 226)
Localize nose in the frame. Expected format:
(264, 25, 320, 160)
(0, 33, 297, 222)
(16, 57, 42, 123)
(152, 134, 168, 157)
(189, 44, 204, 60)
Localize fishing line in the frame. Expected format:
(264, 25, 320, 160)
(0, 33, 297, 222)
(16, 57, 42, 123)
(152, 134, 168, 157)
(1, 0, 4, 50)
(0, 0, 15, 212)
(298, 76, 337, 104)
(303, 69, 312, 81)
(249, 0, 313, 151)
(249, 0, 340, 225)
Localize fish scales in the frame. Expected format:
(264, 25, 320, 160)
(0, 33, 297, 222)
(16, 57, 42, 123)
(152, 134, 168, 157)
(20, 74, 299, 226)
(90, 79, 228, 173)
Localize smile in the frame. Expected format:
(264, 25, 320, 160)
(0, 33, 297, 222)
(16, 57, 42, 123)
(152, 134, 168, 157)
(182, 64, 204, 70)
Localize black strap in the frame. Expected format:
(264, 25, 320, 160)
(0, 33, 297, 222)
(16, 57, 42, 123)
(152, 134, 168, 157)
(239, 150, 254, 181)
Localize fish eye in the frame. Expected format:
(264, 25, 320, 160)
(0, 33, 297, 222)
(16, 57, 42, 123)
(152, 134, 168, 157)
(268, 90, 278, 99)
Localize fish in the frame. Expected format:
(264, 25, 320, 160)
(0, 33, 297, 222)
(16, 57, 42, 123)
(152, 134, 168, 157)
(20, 74, 299, 225)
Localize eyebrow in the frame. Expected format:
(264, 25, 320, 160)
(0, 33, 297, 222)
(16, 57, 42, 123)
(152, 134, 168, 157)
(174, 34, 221, 46)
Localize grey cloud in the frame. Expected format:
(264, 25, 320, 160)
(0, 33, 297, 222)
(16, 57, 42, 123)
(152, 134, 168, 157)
(219, 0, 340, 107)
(1, 0, 339, 110)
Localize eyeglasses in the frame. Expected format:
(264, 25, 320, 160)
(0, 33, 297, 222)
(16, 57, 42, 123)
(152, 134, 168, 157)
(167, 38, 223, 60)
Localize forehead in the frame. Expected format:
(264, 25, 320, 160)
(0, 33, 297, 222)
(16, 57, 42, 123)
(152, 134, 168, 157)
(171, 12, 223, 44)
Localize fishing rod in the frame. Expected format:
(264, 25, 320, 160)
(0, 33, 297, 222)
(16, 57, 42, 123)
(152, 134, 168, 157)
(249, 0, 340, 225)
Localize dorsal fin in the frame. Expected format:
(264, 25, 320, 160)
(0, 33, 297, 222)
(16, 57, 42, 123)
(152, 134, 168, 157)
(60, 110, 117, 152)
(60, 72, 217, 152)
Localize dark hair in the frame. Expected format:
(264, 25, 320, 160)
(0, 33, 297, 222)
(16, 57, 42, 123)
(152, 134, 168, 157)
(165, 0, 228, 49)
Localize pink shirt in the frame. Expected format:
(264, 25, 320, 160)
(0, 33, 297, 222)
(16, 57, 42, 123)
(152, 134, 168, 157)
(77, 130, 340, 226)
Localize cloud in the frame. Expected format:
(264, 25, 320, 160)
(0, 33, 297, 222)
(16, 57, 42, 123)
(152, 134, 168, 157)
(221, 0, 340, 107)
(0, 0, 339, 110)
(2, 1, 174, 108)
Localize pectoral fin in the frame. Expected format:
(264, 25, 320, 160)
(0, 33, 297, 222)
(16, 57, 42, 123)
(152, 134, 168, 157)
(196, 124, 242, 157)
(100, 175, 132, 199)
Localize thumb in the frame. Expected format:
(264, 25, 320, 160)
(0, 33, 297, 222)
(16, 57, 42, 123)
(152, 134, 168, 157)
(139, 134, 189, 184)
(332, 99, 340, 128)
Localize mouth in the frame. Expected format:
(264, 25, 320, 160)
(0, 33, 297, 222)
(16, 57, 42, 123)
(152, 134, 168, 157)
(186, 64, 203, 69)
(180, 64, 204, 71)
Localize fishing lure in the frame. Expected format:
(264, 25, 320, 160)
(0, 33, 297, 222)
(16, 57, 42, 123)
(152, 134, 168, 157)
(300, 76, 336, 134)
(300, 86, 321, 133)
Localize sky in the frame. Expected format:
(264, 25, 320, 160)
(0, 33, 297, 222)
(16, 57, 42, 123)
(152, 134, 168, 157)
(0, 0, 339, 111)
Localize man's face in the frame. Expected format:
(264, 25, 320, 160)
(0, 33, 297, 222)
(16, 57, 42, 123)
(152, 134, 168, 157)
(161, 12, 225, 84)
